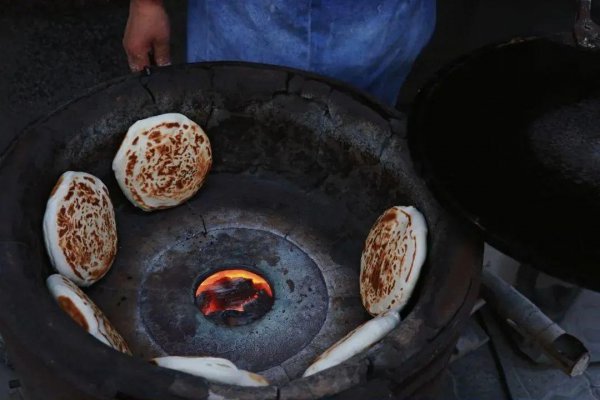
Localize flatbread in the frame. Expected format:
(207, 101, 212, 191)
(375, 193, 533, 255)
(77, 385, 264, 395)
(43, 171, 117, 287)
(112, 113, 212, 211)
(303, 310, 400, 377)
(360, 206, 428, 316)
(47, 274, 131, 354)
(152, 356, 269, 387)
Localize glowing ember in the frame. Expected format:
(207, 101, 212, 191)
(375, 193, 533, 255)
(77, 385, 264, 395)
(195, 269, 274, 326)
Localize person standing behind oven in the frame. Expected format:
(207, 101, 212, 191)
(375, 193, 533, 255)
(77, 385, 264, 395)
(123, 0, 435, 106)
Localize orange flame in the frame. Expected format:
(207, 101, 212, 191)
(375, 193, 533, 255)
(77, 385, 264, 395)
(195, 269, 273, 315)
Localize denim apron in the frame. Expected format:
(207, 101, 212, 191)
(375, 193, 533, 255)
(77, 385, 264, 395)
(187, 0, 435, 106)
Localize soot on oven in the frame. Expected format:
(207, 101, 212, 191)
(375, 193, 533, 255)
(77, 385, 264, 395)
(194, 268, 274, 327)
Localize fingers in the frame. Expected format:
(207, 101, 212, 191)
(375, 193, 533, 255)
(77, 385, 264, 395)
(123, 26, 170, 72)
(125, 48, 151, 72)
(153, 38, 171, 67)
(124, 41, 171, 72)
(152, 12, 171, 67)
(123, 25, 152, 72)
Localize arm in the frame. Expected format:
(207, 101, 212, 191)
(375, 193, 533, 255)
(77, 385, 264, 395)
(123, 0, 171, 72)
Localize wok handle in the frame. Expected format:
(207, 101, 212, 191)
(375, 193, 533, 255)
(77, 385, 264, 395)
(574, 0, 600, 48)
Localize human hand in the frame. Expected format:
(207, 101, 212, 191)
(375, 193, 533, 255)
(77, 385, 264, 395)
(123, 0, 171, 72)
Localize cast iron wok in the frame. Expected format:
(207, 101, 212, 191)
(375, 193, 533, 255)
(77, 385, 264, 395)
(409, 3, 600, 290)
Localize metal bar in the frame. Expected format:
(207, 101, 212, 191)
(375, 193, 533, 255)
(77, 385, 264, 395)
(480, 269, 590, 377)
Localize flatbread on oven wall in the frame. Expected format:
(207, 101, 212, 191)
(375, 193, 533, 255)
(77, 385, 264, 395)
(43, 171, 117, 287)
(112, 113, 212, 211)
(360, 206, 428, 316)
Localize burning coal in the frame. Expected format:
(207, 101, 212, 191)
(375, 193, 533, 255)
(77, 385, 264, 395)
(195, 269, 274, 326)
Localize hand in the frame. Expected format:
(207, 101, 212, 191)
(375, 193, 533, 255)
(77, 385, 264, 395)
(123, 0, 171, 72)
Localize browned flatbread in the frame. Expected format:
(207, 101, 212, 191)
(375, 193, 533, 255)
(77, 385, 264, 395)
(43, 172, 117, 286)
(360, 206, 428, 316)
(47, 274, 131, 354)
(112, 113, 212, 211)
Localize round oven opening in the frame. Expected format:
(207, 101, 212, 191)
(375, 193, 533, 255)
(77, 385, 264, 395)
(194, 268, 274, 327)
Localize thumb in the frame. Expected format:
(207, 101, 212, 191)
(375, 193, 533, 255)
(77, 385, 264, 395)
(153, 39, 171, 67)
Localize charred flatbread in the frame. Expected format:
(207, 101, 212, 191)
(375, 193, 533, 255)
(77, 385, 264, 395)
(112, 113, 212, 211)
(47, 274, 131, 354)
(43, 171, 117, 286)
(360, 206, 427, 316)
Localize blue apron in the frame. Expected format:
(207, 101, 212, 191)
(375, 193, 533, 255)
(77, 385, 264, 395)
(187, 0, 435, 106)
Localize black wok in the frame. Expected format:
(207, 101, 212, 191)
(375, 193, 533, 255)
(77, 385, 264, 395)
(409, 0, 600, 289)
